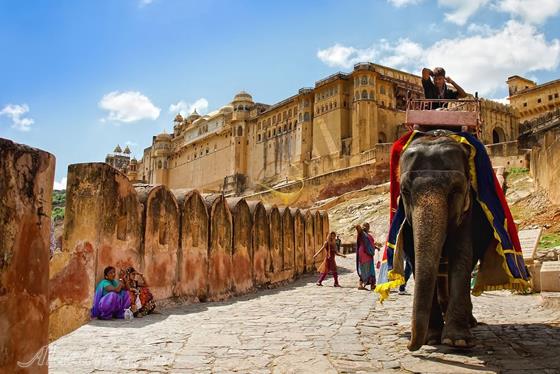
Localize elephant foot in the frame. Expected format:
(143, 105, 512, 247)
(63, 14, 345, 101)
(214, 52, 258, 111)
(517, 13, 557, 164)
(426, 327, 442, 346)
(442, 326, 475, 349)
(469, 314, 478, 328)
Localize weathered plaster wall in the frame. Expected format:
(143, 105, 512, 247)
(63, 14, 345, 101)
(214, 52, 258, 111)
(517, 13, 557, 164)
(48, 162, 329, 342)
(531, 127, 560, 204)
(0, 138, 54, 373)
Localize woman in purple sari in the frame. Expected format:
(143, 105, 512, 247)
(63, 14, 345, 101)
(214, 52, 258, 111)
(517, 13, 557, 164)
(356, 223, 378, 290)
(91, 266, 131, 320)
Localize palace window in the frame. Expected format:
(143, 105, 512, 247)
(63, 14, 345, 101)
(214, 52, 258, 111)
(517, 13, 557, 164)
(334, 101, 337, 108)
(523, 102, 527, 107)
(343, 101, 347, 108)
(370, 90, 375, 99)
(329, 102, 332, 110)
(538, 98, 542, 103)
(555, 93, 559, 98)
(304, 112, 310, 121)
(380, 86, 386, 94)
(549, 95, 553, 101)
(273, 116, 276, 124)
(362, 90, 368, 99)
(361, 76, 368, 85)
(288, 109, 292, 117)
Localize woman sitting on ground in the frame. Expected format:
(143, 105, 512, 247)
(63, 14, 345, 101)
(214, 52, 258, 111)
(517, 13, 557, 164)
(121, 266, 156, 317)
(91, 266, 131, 320)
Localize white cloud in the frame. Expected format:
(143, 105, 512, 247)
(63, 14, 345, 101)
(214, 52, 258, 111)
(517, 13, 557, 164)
(139, 0, 154, 7)
(169, 98, 209, 116)
(495, 0, 560, 24)
(0, 104, 34, 132)
(488, 97, 510, 105)
(53, 177, 67, 190)
(317, 43, 376, 69)
(438, 0, 490, 25)
(99, 91, 160, 123)
(423, 20, 560, 95)
(387, 0, 422, 7)
(317, 20, 560, 96)
(125, 140, 138, 147)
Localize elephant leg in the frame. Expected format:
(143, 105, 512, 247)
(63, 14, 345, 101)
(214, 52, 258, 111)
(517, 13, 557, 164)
(426, 283, 444, 345)
(442, 222, 475, 348)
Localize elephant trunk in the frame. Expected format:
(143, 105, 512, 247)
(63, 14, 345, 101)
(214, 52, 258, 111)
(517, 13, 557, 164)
(407, 192, 448, 351)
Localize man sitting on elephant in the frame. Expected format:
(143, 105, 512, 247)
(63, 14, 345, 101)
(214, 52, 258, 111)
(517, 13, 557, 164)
(422, 67, 467, 103)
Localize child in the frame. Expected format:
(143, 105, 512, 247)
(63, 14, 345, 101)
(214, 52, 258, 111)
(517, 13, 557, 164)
(313, 231, 346, 287)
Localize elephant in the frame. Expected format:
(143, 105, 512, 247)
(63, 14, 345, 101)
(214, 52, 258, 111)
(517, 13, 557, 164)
(398, 134, 494, 351)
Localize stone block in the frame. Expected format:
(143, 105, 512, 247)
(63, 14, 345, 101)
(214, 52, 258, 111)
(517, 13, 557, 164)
(0, 138, 55, 373)
(540, 261, 560, 292)
(528, 261, 543, 292)
(518, 228, 542, 264)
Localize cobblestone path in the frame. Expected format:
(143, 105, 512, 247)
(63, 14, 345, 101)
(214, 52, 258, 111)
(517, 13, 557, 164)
(50, 256, 560, 373)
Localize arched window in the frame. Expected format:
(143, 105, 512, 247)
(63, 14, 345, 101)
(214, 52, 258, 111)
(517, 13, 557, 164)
(329, 102, 333, 110)
(361, 76, 368, 85)
(158, 160, 162, 169)
(370, 90, 375, 99)
(492, 127, 506, 143)
(380, 86, 386, 94)
(362, 90, 368, 99)
(343, 101, 347, 108)
(304, 112, 310, 121)
(237, 126, 243, 137)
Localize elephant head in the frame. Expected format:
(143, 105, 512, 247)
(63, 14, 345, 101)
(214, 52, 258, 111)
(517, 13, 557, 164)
(399, 135, 474, 351)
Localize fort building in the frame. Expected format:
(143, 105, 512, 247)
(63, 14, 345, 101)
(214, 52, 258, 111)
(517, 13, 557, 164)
(119, 62, 520, 194)
(507, 75, 560, 123)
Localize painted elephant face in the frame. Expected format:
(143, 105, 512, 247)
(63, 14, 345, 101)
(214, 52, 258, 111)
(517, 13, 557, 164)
(399, 136, 471, 230)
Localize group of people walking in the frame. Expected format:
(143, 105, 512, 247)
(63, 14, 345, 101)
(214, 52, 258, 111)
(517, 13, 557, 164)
(314, 223, 412, 293)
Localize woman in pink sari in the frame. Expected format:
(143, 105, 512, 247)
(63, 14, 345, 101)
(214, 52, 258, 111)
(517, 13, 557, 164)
(356, 223, 379, 290)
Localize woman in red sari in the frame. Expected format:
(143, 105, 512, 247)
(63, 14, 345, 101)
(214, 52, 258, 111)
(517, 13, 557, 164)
(313, 231, 346, 287)
(121, 267, 156, 317)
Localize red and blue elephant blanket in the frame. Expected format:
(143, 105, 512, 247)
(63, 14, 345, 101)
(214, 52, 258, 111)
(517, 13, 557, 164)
(375, 130, 531, 302)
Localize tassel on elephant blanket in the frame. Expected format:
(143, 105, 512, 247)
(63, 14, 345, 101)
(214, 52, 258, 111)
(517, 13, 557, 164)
(375, 130, 531, 302)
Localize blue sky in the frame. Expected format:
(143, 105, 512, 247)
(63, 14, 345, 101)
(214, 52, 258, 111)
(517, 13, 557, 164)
(1, 0, 559, 188)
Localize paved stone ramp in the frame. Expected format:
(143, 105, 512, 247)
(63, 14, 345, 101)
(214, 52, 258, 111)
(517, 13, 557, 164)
(50, 256, 560, 373)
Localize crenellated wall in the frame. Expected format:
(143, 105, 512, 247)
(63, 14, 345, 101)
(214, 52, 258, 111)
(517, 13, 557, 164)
(50, 162, 328, 341)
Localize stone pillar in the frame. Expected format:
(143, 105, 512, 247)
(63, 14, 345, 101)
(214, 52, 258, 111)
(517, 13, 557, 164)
(50, 163, 143, 341)
(175, 190, 209, 302)
(267, 205, 283, 282)
(227, 198, 253, 294)
(248, 201, 270, 286)
(292, 208, 306, 275)
(0, 138, 55, 373)
(313, 211, 324, 267)
(280, 207, 295, 274)
(206, 195, 233, 300)
(135, 185, 179, 301)
(303, 210, 316, 272)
